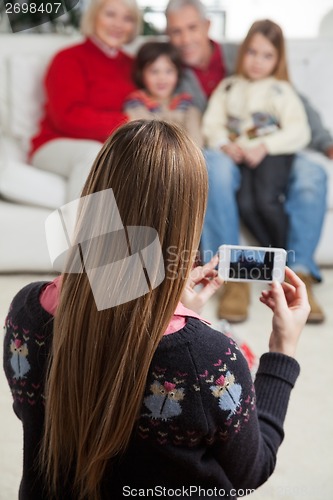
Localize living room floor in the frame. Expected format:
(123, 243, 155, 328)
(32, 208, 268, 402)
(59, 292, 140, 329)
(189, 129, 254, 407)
(0, 271, 332, 500)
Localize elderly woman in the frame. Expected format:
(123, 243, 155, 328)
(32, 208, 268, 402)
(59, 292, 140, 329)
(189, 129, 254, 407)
(30, 0, 141, 201)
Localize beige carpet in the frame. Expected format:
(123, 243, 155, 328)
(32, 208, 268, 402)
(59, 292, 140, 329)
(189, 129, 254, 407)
(1, 271, 332, 500)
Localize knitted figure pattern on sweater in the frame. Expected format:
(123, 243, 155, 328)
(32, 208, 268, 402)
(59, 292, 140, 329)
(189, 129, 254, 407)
(4, 294, 51, 410)
(138, 334, 255, 448)
(203, 75, 310, 155)
(123, 89, 204, 147)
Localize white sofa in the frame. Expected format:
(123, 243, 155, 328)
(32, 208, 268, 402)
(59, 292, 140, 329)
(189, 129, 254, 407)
(0, 34, 332, 272)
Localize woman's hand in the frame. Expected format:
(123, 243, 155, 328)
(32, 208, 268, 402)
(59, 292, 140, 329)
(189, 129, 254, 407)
(181, 255, 223, 314)
(243, 143, 268, 168)
(260, 267, 310, 357)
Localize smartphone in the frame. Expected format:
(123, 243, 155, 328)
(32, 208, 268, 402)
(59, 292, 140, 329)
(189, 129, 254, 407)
(218, 244, 287, 283)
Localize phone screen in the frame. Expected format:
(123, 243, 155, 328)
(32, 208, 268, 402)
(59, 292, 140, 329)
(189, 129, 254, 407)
(229, 248, 274, 281)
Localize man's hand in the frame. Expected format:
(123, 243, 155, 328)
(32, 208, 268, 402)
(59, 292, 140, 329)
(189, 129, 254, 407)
(221, 143, 244, 164)
(243, 143, 268, 168)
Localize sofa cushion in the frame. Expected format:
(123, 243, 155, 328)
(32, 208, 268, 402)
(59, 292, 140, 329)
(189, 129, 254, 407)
(0, 200, 53, 272)
(0, 160, 66, 209)
(0, 135, 27, 163)
(287, 39, 333, 135)
(0, 34, 81, 155)
(8, 54, 50, 154)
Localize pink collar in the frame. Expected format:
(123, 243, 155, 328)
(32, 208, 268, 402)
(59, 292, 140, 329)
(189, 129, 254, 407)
(163, 302, 210, 335)
(40, 277, 210, 334)
(40, 276, 62, 316)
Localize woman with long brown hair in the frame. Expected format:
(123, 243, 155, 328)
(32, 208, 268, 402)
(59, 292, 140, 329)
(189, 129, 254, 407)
(4, 120, 309, 499)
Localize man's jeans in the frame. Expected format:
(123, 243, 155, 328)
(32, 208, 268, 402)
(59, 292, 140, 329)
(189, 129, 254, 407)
(201, 149, 327, 281)
(286, 153, 327, 281)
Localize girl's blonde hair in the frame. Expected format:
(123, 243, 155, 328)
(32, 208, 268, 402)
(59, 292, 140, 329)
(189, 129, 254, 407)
(235, 19, 290, 81)
(40, 120, 208, 500)
(81, 0, 142, 42)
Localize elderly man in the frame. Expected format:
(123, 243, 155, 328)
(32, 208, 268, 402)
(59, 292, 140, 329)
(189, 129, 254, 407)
(166, 0, 331, 323)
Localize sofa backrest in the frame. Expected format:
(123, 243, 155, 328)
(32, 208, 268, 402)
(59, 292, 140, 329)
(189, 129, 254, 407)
(1, 34, 333, 154)
(286, 39, 333, 137)
(0, 34, 82, 153)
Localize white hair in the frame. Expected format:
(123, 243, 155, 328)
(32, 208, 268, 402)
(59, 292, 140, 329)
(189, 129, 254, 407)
(165, 0, 208, 21)
(81, 0, 142, 41)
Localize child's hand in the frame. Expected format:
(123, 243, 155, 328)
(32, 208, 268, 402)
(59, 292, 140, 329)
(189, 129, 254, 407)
(260, 267, 310, 358)
(243, 143, 267, 168)
(181, 255, 223, 313)
(221, 143, 244, 164)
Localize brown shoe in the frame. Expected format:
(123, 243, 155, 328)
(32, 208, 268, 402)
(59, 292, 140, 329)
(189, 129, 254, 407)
(218, 282, 250, 322)
(296, 273, 325, 324)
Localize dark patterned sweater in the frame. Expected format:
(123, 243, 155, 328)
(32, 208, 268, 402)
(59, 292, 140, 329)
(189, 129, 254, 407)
(3, 282, 300, 499)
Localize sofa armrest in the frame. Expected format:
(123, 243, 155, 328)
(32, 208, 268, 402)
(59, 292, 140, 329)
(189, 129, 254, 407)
(0, 160, 66, 209)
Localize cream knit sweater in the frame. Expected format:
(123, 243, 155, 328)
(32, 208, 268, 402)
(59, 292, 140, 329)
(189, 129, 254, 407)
(203, 75, 310, 154)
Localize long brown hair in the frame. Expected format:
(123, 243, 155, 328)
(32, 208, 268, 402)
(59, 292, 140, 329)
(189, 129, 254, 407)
(40, 120, 208, 499)
(235, 19, 289, 81)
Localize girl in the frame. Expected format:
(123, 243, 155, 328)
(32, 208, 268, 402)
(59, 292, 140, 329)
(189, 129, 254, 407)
(4, 121, 309, 499)
(124, 41, 203, 147)
(203, 19, 310, 248)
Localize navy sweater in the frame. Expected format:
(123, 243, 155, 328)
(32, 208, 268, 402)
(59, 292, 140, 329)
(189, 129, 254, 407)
(3, 282, 300, 499)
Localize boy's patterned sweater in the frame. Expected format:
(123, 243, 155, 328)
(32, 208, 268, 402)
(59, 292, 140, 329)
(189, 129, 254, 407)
(3, 282, 300, 499)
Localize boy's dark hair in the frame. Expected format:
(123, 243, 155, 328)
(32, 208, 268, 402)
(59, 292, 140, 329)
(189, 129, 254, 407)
(133, 41, 183, 89)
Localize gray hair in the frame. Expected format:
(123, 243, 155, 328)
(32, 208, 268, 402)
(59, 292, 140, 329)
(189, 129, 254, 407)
(81, 0, 142, 42)
(165, 0, 208, 21)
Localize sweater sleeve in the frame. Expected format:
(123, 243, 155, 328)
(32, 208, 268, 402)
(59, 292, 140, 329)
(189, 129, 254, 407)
(123, 103, 154, 121)
(212, 350, 299, 490)
(187, 328, 299, 491)
(220, 43, 238, 77)
(3, 282, 54, 499)
(44, 50, 128, 141)
(299, 93, 333, 153)
(177, 68, 208, 114)
(239, 82, 311, 154)
(202, 79, 231, 149)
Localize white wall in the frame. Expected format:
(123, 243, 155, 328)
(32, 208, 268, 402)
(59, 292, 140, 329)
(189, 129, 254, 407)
(138, 0, 333, 40)
(220, 0, 333, 40)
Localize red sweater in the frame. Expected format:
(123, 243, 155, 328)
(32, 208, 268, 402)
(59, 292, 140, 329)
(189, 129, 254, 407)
(30, 38, 136, 155)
